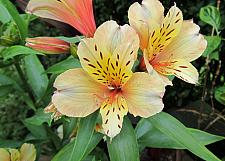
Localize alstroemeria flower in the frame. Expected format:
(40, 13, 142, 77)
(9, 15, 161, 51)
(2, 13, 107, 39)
(26, 0, 96, 37)
(128, 0, 207, 84)
(25, 37, 70, 54)
(51, 21, 165, 138)
(0, 143, 36, 161)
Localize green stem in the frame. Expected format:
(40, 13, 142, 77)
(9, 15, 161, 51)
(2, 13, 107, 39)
(14, 59, 36, 107)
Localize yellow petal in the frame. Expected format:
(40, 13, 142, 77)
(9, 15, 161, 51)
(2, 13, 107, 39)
(0, 148, 10, 161)
(128, 0, 164, 49)
(153, 59, 199, 84)
(123, 72, 165, 118)
(78, 20, 139, 88)
(9, 149, 20, 161)
(147, 5, 183, 61)
(158, 20, 207, 62)
(100, 95, 128, 138)
(52, 68, 108, 117)
(20, 143, 36, 161)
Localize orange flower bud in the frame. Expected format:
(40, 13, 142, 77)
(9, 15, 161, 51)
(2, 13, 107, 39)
(25, 37, 70, 54)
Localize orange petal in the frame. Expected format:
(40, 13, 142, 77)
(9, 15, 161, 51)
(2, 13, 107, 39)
(143, 50, 172, 86)
(26, 0, 96, 37)
(100, 95, 128, 138)
(157, 20, 207, 62)
(78, 21, 139, 87)
(152, 59, 199, 84)
(52, 68, 108, 117)
(128, 0, 164, 49)
(123, 72, 165, 118)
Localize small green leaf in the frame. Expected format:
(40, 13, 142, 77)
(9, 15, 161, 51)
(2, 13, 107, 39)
(62, 117, 78, 140)
(46, 56, 81, 74)
(200, 5, 221, 33)
(56, 36, 83, 44)
(107, 118, 139, 161)
(1, 45, 44, 60)
(52, 112, 103, 161)
(24, 55, 49, 99)
(202, 36, 221, 57)
(0, 0, 27, 42)
(25, 109, 52, 126)
(146, 112, 220, 161)
(136, 118, 224, 149)
(215, 86, 225, 105)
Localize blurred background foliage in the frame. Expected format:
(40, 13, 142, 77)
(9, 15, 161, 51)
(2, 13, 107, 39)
(0, 0, 224, 160)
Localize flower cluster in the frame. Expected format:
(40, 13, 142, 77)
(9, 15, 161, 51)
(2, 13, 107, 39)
(26, 0, 206, 138)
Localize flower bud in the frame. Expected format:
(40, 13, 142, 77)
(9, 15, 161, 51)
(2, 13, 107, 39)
(25, 37, 70, 54)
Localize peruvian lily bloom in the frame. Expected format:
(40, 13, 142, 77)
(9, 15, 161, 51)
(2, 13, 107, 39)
(26, 0, 96, 37)
(0, 143, 36, 161)
(128, 0, 207, 84)
(51, 21, 165, 138)
(25, 37, 70, 54)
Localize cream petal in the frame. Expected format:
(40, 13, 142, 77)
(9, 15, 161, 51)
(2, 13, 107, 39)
(52, 68, 108, 117)
(157, 20, 207, 62)
(0, 149, 10, 161)
(100, 95, 128, 138)
(128, 0, 164, 49)
(20, 143, 36, 161)
(78, 20, 139, 87)
(153, 59, 199, 84)
(123, 72, 165, 118)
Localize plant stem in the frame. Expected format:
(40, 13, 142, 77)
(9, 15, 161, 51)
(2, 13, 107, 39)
(14, 59, 36, 106)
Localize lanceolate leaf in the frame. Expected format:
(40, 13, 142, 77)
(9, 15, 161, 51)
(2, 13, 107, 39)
(146, 112, 220, 161)
(107, 117, 139, 161)
(24, 55, 49, 99)
(0, 0, 27, 42)
(2, 45, 44, 61)
(136, 118, 224, 149)
(215, 86, 225, 105)
(52, 112, 103, 161)
(0, 4, 11, 23)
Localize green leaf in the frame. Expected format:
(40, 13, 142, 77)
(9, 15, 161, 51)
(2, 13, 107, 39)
(0, 4, 11, 23)
(136, 118, 224, 149)
(0, 84, 13, 97)
(46, 56, 81, 74)
(0, 73, 21, 91)
(25, 109, 52, 126)
(202, 36, 221, 57)
(200, 5, 221, 33)
(1, 45, 44, 60)
(0, 140, 22, 148)
(23, 120, 48, 140)
(215, 86, 225, 105)
(62, 117, 78, 140)
(24, 55, 49, 99)
(52, 112, 103, 161)
(56, 36, 83, 44)
(0, 0, 27, 42)
(146, 112, 220, 161)
(107, 118, 139, 161)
